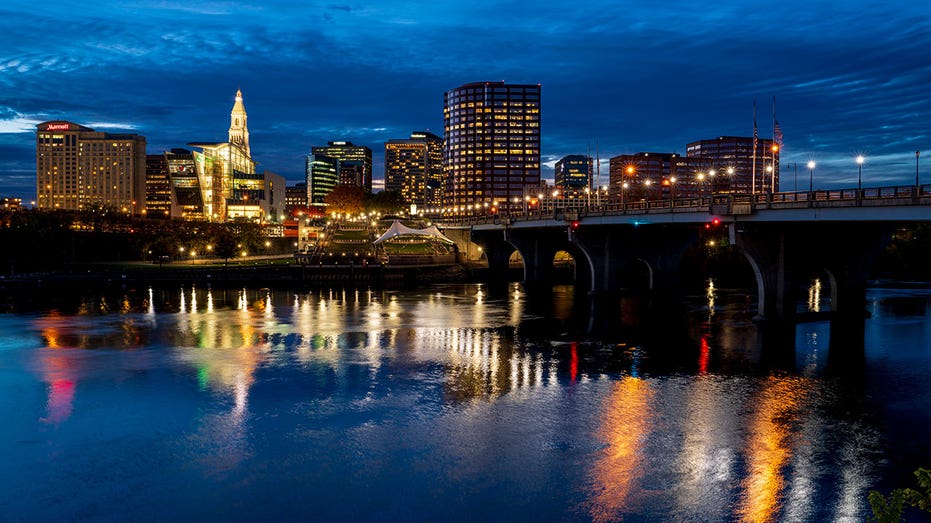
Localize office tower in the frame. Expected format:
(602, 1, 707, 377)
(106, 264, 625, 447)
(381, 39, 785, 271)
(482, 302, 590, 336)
(385, 131, 444, 206)
(305, 153, 340, 208)
(554, 155, 593, 190)
(443, 81, 541, 208)
(36, 121, 146, 213)
(686, 136, 779, 193)
(339, 161, 365, 188)
(311, 141, 373, 192)
(145, 153, 172, 218)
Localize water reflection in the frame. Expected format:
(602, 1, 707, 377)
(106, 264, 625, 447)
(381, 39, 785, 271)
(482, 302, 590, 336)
(1, 284, 926, 521)
(589, 377, 654, 522)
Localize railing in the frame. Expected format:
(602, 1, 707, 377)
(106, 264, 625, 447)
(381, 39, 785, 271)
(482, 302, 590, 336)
(436, 184, 931, 226)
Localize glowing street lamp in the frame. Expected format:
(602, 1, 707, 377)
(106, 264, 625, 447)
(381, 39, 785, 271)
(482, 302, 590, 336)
(807, 160, 816, 193)
(621, 181, 629, 207)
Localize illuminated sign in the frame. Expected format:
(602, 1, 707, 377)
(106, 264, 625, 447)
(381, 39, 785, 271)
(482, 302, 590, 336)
(45, 123, 70, 131)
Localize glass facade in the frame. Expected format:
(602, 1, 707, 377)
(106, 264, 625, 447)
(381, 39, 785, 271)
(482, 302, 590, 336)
(311, 142, 373, 192)
(443, 81, 541, 208)
(554, 155, 593, 189)
(305, 153, 339, 208)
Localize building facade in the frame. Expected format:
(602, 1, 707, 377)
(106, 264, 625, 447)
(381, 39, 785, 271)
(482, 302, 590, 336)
(145, 153, 172, 218)
(286, 182, 308, 213)
(311, 141, 373, 192)
(305, 153, 340, 208)
(385, 131, 444, 207)
(36, 121, 147, 213)
(686, 136, 779, 193)
(188, 90, 258, 220)
(554, 155, 593, 190)
(443, 81, 541, 208)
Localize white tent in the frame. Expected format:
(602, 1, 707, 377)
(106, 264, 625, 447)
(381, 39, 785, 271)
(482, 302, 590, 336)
(373, 220, 455, 244)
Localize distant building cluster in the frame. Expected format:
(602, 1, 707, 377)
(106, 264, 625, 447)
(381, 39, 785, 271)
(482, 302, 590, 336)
(34, 82, 783, 221)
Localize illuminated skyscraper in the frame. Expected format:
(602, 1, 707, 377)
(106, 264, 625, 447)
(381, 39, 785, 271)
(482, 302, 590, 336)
(305, 153, 339, 208)
(385, 131, 443, 206)
(36, 121, 146, 213)
(443, 81, 541, 208)
(145, 153, 172, 218)
(554, 155, 593, 190)
(311, 141, 373, 192)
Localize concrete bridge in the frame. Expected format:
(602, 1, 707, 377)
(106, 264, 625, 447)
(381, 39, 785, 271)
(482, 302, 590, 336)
(439, 185, 931, 323)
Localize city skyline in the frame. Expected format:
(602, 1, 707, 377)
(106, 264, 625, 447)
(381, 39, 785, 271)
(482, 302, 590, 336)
(2, 1, 931, 200)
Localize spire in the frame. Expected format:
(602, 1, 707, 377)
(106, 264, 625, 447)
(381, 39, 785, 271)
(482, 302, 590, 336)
(229, 89, 250, 156)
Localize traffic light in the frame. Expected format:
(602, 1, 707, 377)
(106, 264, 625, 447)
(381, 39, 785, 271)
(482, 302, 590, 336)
(569, 220, 581, 231)
(704, 217, 721, 229)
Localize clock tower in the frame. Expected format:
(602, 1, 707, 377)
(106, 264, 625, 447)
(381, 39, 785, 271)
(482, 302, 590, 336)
(228, 89, 250, 156)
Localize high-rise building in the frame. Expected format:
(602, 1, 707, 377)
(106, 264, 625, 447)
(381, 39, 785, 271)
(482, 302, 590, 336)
(686, 136, 779, 193)
(145, 153, 172, 218)
(443, 81, 541, 208)
(163, 148, 204, 220)
(311, 141, 373, 192)
(385, 131, 444, 206)
(305, 153, 340, 208)
(36, 121, 146, 213)
(338, 161, 365, 188)
(554, 155, 593, 190)
(188, 90, 257, 220)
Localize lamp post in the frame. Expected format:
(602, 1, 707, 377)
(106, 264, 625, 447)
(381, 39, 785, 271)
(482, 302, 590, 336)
(696, 172, 706, 199)
(726, 167, 735, 192)
(916, 150, 921, 188)
(643, 179, 653, 200)
(621, 181, 629, 208)
(807, 161, 815, 194)
(856, 155, 865, 191)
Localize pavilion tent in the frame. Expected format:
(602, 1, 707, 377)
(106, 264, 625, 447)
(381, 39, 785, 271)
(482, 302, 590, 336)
(373, 220, 455, 245)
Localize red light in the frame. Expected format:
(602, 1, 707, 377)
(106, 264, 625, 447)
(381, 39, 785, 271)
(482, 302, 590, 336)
(570, 220, 580, 230)
(712, 218, 721, 226)
(704, 224, 711, 229)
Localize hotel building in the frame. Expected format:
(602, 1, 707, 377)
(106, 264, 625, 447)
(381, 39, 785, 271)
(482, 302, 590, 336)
(36, 121, 146, 213)
(443, 81, 541, 208)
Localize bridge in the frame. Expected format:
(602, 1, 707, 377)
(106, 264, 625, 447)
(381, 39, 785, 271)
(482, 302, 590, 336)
(438, 185, 931, 324)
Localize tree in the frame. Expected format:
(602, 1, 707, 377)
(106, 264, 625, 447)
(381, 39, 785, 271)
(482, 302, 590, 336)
(869, 468, 931, 522)
(365, 190, 406, 215)
(325, 185, 365, 215)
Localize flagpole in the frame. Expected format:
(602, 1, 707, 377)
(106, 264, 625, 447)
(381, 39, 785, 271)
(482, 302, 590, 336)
(772, 96, 777, 193)
(752, 100, 757, 195)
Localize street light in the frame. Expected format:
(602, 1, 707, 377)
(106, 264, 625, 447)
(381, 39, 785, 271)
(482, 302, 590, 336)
(696, 172, 706, 198)
(916, 151, 921, 188)
(726, 167, 735, 192)
(856, 155, 865, 191)
(807, 160, 816, 193)
(621, 181, 629, 207)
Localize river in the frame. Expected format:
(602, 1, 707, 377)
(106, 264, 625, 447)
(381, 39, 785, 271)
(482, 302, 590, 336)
(0, 282, 929, 521)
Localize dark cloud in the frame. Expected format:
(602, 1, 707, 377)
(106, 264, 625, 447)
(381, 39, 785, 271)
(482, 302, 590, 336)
(1, 0, 931, 200)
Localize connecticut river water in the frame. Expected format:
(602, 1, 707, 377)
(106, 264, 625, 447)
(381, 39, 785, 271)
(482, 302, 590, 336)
(1, 282, 930, 521)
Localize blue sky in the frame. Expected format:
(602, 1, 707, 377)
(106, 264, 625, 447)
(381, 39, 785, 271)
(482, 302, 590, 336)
(2, 0, 930, 199)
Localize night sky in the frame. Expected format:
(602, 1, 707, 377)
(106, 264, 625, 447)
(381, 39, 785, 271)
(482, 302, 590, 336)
(2, 1, 930, 200)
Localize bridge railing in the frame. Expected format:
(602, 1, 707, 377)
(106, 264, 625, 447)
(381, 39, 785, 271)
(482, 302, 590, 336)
(432, 184, 931, 226)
